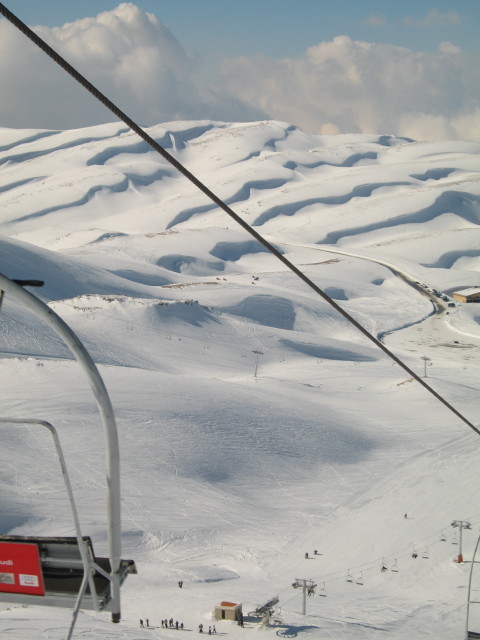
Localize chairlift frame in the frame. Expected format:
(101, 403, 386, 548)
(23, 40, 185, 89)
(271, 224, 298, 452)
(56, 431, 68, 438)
(0, 275, 130, 635)
(0, 419, 101, 617)
(466, 533, 480, 639)
(0, 418, 136, 638)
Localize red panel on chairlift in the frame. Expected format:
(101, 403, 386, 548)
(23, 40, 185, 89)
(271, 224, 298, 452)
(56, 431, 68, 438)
(0, 542, 45, 596)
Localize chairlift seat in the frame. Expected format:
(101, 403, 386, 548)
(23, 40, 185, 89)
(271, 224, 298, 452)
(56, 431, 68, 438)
(0, 534, 136, 612)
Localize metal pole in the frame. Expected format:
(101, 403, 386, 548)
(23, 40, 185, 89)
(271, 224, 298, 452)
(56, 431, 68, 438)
(0, 275, 122, 622)
(302, 580, 307, 616)
(460, 525, 464, 564)
(421, 356, 430, 378)
(253, 350, 263, 378)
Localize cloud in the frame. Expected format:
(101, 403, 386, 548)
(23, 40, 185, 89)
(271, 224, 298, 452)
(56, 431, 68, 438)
(404, 10, 461, 27)
(221, 36, 480, 142)
(0, 2, 264, 129)
(0, 4, 478, 143)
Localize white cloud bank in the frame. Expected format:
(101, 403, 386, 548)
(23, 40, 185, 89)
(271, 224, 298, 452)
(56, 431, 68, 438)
(223, 36, 480, 142)
(0, 3, 479, 142)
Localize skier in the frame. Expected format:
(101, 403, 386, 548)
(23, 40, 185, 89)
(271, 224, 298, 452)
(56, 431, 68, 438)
(199, 623, 204, 633)
(305, 552, 308, 559)
(140, 619, 144, 628)
(178, 580, 183, 588)
(146, 619, 149, 627)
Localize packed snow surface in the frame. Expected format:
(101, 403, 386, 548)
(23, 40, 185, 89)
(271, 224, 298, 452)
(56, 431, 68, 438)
(1, 120, 480, 639)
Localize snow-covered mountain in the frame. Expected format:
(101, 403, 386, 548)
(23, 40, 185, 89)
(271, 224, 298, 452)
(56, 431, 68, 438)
(1, 120, 480, 639)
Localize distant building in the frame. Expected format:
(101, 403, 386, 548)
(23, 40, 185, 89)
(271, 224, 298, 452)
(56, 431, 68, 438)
(452, 288, 480, 303)
(214, 601, 242, 622)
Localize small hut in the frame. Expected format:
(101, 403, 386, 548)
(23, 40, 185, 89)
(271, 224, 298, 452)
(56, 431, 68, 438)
(452, 288, 480, 303)
(214, 601, 242, 622)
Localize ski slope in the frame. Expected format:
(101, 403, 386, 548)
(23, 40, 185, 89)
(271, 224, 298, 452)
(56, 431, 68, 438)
(0, 120, 480, 639)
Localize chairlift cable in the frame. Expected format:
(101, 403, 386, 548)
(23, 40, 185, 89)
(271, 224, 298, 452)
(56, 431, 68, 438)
(0, 2, 478, 438)
(306, 522, 465, 586)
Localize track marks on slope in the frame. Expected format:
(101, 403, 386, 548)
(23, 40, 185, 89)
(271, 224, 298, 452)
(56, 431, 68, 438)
(0, 176, 44, 195)
(166, 177, 288, 229)
(0, 129, 58, 153)
(86, 124, 217, 166)
(13, 178, 130, 223)
(318, 190, 480, 245)
(253, 182, 411, 226)
(284, 151, 378, 172)
(0, 129, 129, 166)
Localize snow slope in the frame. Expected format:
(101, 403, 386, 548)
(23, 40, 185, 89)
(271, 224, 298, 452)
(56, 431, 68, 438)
(0, 120, 480, 639)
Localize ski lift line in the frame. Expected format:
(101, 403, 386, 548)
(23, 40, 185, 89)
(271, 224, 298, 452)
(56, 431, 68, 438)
(283, 522, 480, 600)
(300, 523, 467, 588)
(300, 539, 449, 592)
(1, 3, 478, 439)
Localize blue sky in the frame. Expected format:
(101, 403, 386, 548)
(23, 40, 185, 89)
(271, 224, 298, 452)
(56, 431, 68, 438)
(9, 0, 480, 57)
(1, 1, 479, 141)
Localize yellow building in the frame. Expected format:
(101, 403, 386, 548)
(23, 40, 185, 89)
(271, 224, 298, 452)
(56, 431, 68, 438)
(452, 288, 480, 303)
